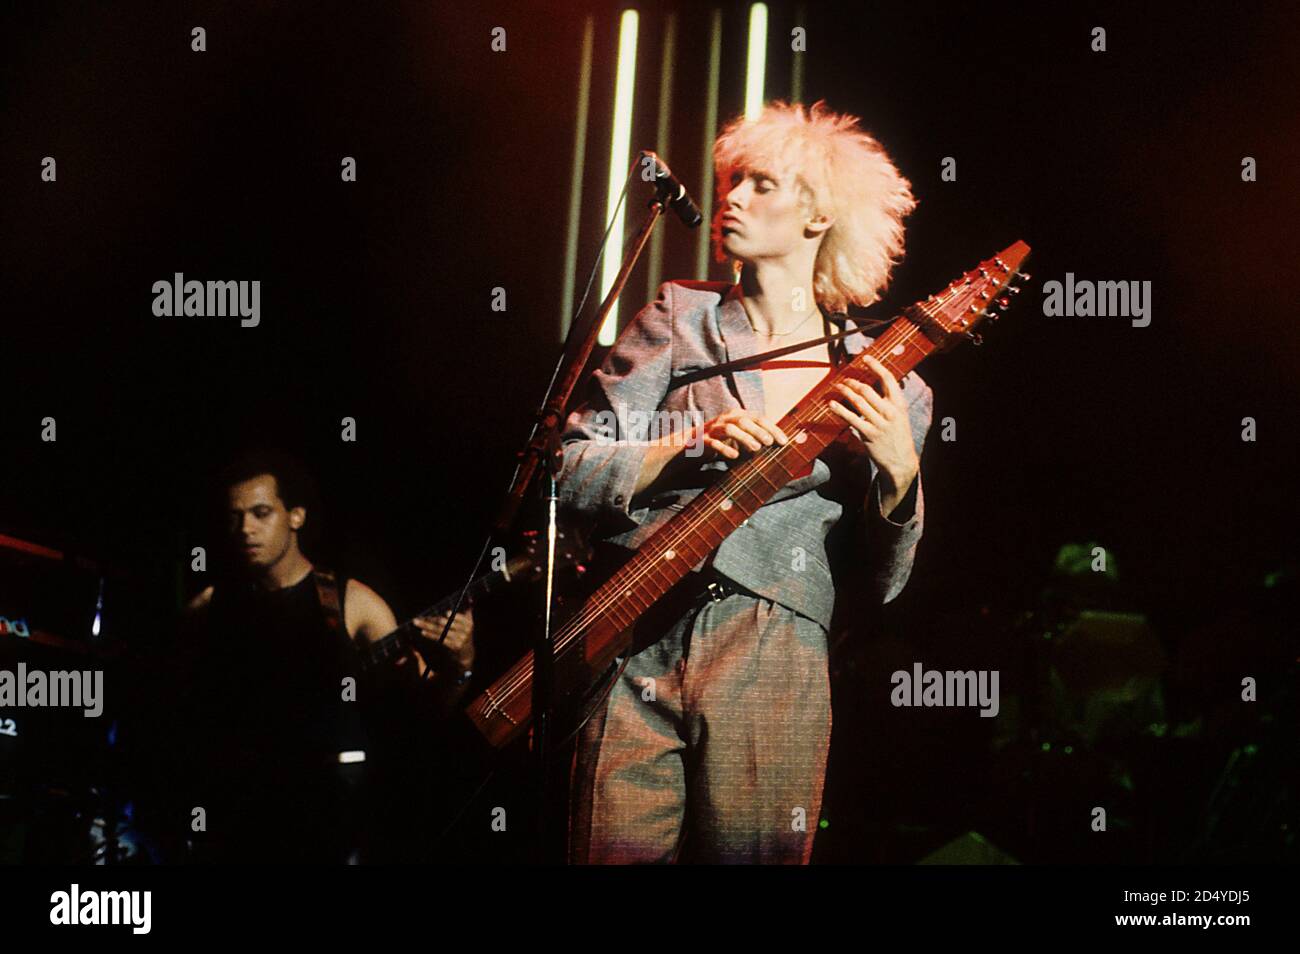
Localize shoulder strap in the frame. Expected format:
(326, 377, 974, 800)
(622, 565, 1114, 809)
(312, 567, 344, 634)
(663, 316, 882, 392)
(825, 313, 845, 368)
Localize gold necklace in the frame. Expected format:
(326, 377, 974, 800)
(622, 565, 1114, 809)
(747, 306, 821, 338)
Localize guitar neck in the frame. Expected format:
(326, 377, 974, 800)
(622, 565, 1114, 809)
(573, 310, 936, 637)
(362, 555, 530, 670)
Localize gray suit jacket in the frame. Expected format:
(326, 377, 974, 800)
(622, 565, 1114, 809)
(557, 280, 932, 631)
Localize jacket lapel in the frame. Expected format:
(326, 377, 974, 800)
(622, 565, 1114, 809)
(836, 314, 875, 361)
(714, 287, 767, 415)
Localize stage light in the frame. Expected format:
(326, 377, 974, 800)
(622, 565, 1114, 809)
(599, 9, 640, 346)
(744, 3, 769, 121)
(560, 17, 595, 339)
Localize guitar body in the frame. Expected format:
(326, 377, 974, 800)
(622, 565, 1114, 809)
(466, 542, 715, 748)
(465, 599, 626, 750)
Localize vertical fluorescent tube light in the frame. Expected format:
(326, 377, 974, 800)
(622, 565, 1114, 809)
(599, 9, 640, 346)
(561, 17, 595, 340)
(744, 3, 769, 121)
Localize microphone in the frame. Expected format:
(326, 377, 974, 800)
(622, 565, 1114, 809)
(639, 150, 703, 228)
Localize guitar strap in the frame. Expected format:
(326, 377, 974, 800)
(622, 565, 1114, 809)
(663, 312, 879, 393)
(312, 567, 344, 635)
(311, 567, 370, 805)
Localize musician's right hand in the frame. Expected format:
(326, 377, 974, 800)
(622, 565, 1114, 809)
(634, 410, 790, 496)
(410, 609, 475, 675)
(693, 410, 789, 460)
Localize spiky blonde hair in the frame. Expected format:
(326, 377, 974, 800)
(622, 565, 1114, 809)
(712, 100, 917, 313)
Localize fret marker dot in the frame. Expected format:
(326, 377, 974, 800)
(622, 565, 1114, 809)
(795, 432, 807, 444)
(892, 344, 905, 356)
(720, 498, 733, 511)
(663, 549, 676, 560)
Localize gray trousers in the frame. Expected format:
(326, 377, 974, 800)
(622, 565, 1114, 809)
(568, 589, 832, 864)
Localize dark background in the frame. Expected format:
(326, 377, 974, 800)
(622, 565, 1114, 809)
(1, 0, 1296, 863)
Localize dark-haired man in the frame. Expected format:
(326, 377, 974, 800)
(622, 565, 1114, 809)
(173, 455, 474, 862)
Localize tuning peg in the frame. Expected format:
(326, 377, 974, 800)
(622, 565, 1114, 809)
(1016, 272, 1031, 283)
(997, 297, 1010, 307)
(966, 331, 984, 346)
(1007, 286, 1021, 295)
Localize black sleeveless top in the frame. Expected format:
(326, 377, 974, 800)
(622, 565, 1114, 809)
(181, 570, 369, 859)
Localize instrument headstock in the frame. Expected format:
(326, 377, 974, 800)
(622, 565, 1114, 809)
(516, 525, 591, 580)
(916, 240, 1031, 348)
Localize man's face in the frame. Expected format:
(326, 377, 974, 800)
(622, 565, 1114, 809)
(719, 166, 816, 264)
(225, 474, 303, 570)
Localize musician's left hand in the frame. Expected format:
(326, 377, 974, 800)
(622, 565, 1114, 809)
(411, 608, 475, 675)
(827, 354, 919, 512)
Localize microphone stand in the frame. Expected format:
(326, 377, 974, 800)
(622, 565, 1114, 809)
(492, 179, 677, 862)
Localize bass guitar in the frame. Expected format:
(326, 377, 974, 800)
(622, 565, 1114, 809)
(466, 241, 1032, 749)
